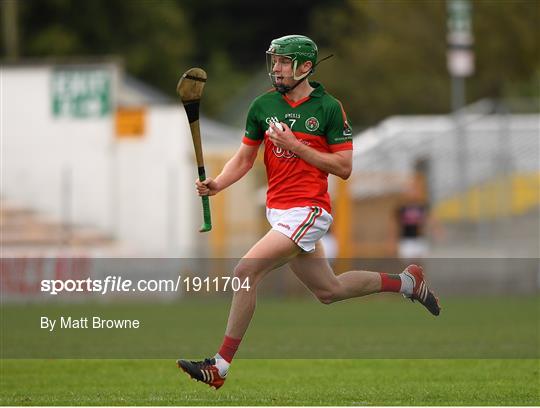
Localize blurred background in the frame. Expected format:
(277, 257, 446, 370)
(1, 0, 539, 300)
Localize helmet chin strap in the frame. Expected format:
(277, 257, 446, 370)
(292, 60, 311, 81)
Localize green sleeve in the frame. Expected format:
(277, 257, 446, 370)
(325, 99, 353, 146)
(244, 100, 264, 143)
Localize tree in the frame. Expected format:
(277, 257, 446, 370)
(310, 0, 539, 128)
(16, 0, 193, 94)
(7, 0, 537, 124)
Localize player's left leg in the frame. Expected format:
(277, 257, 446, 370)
(289, 241, 440, 315)
(177, 230, 301, 389)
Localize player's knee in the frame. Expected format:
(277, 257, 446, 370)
(233, 263, 260, 287)
(315, 289, 338, 305)
(314, 281, 344, 304)
(233, 263, 251, 280)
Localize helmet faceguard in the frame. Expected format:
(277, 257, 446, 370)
(266, 35, 318, 94)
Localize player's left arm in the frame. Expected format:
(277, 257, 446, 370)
(268, 121, 352, 179)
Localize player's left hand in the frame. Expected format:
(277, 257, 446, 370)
(268, 122, 300, 152)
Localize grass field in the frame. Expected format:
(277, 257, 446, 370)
(1, 359, 538, 405)
(2, 296, 538, 359)
(1, 296, 538, 405)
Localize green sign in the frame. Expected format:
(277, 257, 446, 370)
(447, 0, 472, 37)
(52, 69, 112, 118)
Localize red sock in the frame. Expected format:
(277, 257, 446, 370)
(217, 335, 242, 363)
(379, 272, 402, 293)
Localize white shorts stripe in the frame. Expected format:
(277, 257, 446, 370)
(266, 206, 333, 253)
(294, 207, 322, 244)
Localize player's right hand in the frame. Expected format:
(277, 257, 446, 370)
(195, 178, 219, 196)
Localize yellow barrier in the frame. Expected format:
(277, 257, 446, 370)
(433, 172, 540, 221)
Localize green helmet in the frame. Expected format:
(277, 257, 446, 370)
(266, 35, 318, 93)
(267, 35, 318, 66)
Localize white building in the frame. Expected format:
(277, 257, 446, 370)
(1, 60, 242, 256)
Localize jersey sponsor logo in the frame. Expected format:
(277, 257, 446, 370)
(271, 139, 310, 159)
(277, 223, 291, 230)
(272, 145, 297, 159)
(305, 117, 320, 132)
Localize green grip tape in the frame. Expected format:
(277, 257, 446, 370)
(198, 167, 212, 232)
(200, 195, 212, 232)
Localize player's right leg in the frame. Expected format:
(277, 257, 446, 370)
(177, 230, 301, 389)
(288, 241, 381, 303)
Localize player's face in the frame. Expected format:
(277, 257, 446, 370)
(270, 55, 294, 86)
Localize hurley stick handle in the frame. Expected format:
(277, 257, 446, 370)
(177, 68, 212, 233)
(197, 166, 212, 233)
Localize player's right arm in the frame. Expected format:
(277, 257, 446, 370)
(195, 143, 259, 196)
(196, 99, 263, 196)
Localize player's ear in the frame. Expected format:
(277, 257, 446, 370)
(296, 61, 311, 76)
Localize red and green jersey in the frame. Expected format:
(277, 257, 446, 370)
(242, 82, 353, 214)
